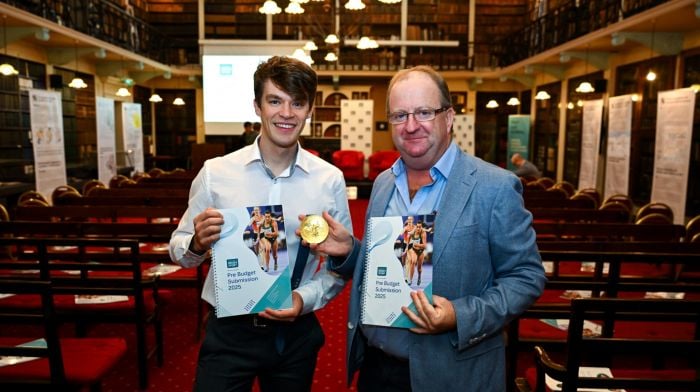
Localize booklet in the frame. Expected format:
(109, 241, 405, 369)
(361, 214, 435, 328)
(75, 295, 129, 304)
(211, 205, 292, 318)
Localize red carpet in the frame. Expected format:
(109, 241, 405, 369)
(96, 285, 357, 392)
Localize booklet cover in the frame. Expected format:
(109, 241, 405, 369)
(212, 205, 292, 318)
(361, 214, 435, 328)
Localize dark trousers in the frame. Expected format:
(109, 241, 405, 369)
(194, 312, 324, 392)
(357, 345, 412, 392)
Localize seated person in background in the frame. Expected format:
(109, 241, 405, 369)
(510, 153, 541, 179)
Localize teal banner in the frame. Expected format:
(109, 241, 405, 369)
(507, 115, 531, 171)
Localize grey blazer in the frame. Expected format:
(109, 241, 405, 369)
(331, 148, 546, 391)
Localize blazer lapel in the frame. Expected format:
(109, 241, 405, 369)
(431, 152, 476, 265)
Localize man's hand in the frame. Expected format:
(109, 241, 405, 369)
(191, 208, 224, 254)
(402, 291, 457, 334)
(259, 291, 303, 321)
(297, 211, 354, 258)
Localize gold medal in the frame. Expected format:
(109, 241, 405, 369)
(300, 214, 330, 244)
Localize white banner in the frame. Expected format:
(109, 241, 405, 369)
(96, 97, 117, 186)
(578, 99, 604, 190)
(651, 88, 696, 224)
(604, 95, 633, 200)
(29, 89, 66, 202)
(121, 103, 144, 174)
(453, 114, 475, 155)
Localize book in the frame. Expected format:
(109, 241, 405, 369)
(361, 214, 435, 328)
(211, 205, 292, 318)
(545, 366, 625, 391)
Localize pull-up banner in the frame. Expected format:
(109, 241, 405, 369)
(29, 89, 66, 202)
(578, 99, 604, 190)
(651, 88, 696, 224)
(604, 95, 633, 200)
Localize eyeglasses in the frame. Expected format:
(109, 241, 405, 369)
(387, 107, 451, 125)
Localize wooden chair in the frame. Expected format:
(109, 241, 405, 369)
(0, 279, 127, 390)
(552, 181, 576, 197)
(147, 167, 166, 178)
(535, 177, 554, 189)
(687, 215, 700, 243)
(635, 212, 673, 225)
(575, 188, 601, 207)
(108, 175, 129, 189)
(132, 171, 151, 182)
(601, 194, 634, 213)
(520, 298, 700, 392)
(569, 192, 597, 209)
(81, 179, 107, 196)
(51, 185, 82, 206)
(598, 201, 632, 223)
(637, 202, 674, 223)
(18, 190, 49, 206)
(18, 198, 50, 207)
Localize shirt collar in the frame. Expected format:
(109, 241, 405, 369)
(243, 138, 310, 178)
(391, 142, 458, 180)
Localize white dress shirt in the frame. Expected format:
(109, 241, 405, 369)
(169, 141, 352, 314)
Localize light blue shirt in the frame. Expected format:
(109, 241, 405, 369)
(362, 142, 459, 359)
(169, 141, 353, 315)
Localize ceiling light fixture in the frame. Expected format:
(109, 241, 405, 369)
(646, 21, 657, 82)
(116, 87, 131, 97)
(0, 15, 18, 76)
(575, 44, 595, 93)
(486, 99, 499, 109)
(68, 41, 87, 89)
(344, 0, 366, 11)
(285, 1, 304, 14)
(507, 97, 520, 106)
(356, 36, 378, 50)
(325, 34, 340, 44)
(324, 52, 338, 62)
(303, 40, 318, 51)
(535, 71, 551, 101)
(149, 93, 163, 103)
(259, 0, 282, 14)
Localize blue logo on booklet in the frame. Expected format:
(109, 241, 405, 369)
(377, 266, 387, 276)
(226, 258, 239, 268)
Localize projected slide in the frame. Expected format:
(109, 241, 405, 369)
(202, 55, 271, 133)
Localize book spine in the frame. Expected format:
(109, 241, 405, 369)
(360, 219, 373, 324)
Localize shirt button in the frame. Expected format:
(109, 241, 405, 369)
(347, 322, 354, 330)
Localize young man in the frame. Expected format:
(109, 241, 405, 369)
(311, 66, 546, 391)
(169, 56, 353, 391)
